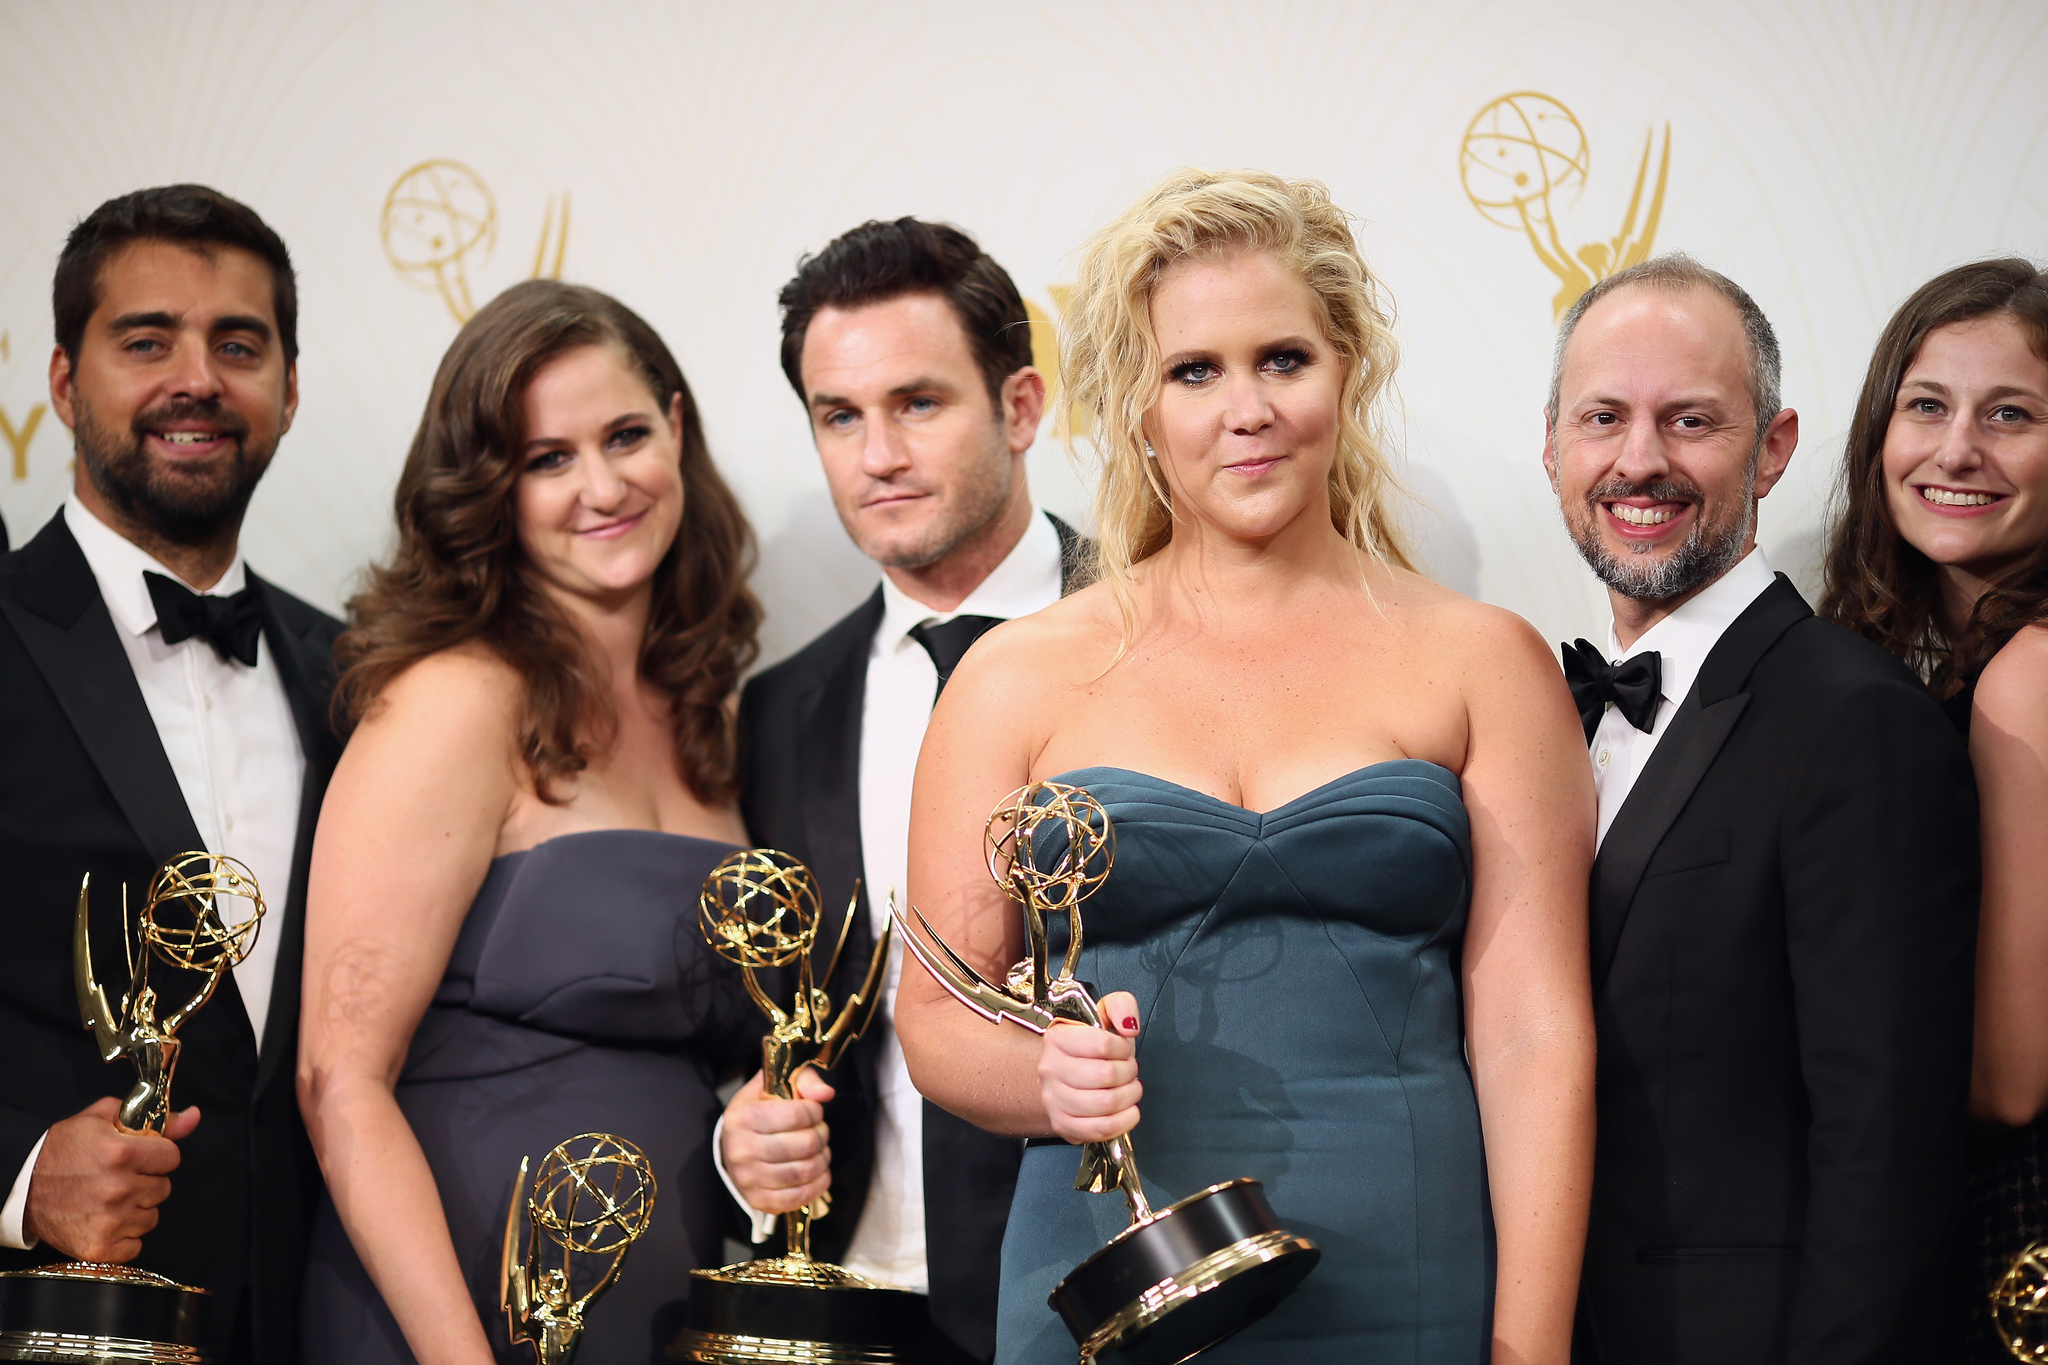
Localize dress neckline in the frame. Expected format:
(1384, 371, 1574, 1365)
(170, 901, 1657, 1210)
(1048, 757, 1458, 819)
(492, 827, 742, 865)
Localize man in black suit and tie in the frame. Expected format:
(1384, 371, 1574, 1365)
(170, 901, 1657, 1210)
(717, 218, 1087, 1364)
(0, 185, 341, 1363)
(1548, 254, 1978, 1363)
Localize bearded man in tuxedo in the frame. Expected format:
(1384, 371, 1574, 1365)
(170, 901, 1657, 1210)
(1549, 254, 1978, 1363)
(717, 218, 1088, 1364)
(0, 185, 341, 1363)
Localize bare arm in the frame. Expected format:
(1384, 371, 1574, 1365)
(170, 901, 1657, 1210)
(1456, 613, 1596, 1365)
(894, 621, 1067, 1137)
(1969, 625, 2048, 1126)
(296, 653, 520, 1365)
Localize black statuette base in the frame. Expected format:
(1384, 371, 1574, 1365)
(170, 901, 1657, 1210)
(1051, 1178, 1319, 1365)
(671, 1269, 923, 1364)
(0, 1266, 208, 1363)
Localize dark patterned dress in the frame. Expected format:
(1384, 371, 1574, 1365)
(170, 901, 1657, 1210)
(1942, 680, 2048, 1362)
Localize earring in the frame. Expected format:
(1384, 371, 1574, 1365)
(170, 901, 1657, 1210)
(1143, 441, 1157, 459)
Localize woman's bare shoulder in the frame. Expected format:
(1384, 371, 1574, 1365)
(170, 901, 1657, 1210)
(1977, 622, 2048, 735)
(1379, 566, 1557, 674)
(358, 641, 523, 739)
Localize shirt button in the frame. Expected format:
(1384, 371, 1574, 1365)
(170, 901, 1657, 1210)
(1597, 749, 1611, 768)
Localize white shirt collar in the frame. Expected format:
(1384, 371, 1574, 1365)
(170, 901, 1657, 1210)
(63, 493, 249, 639)
(875, 508, 1064, 655)
(1607, 546, 1777, 706)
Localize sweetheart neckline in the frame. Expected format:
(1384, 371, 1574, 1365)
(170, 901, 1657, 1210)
(1047, 757, 1458, 819)
(492, 827, 743, 865)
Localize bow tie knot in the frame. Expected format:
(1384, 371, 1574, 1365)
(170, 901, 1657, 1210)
(145, 571, 264, 667)
(1561, 638, 1662, 743)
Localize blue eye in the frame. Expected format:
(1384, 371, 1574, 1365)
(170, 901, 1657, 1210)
(1168, 361, 1216, 385)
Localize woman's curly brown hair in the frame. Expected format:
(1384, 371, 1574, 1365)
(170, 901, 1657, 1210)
(333, 279, 761, 804)
(1821, 258, 2048, 697)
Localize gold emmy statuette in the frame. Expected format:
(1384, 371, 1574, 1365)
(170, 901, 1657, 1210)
(0, 854, 266, 1364)
(501, 1132, 657, 1365)
(670, 850, 923, 1364)
(1993, 1240, 2048, 1359)
(896, 783, 1320, 1365)
(1460, 91, 1671, 320)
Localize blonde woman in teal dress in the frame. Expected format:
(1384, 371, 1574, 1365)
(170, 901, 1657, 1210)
(894, 169, 1596, 1364)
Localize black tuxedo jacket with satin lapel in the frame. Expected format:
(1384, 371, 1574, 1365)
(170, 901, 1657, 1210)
(735, 513, 1087, 1364)
(1575, 575, 1978, 1365)
(0, 512, 342, 1363)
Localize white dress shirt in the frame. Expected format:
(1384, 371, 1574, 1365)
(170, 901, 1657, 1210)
(717, 509, 1064, 1292)
(1590, 547, 1778, 848)
(0, 498, 305, 1249)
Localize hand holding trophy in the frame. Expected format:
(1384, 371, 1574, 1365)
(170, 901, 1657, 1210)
(671, 849, 924, 1363)
(501, 1132, 658, 1365)
(0, 854, 265, 1364)
(896, 783, 1320, 1365)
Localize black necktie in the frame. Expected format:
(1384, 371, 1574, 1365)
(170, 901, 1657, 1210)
(145, 571, 264, 667)
(909, 615, 1005, 701)
(1560, 638, 1662, 744)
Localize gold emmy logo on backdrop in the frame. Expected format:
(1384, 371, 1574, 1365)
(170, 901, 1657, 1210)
(1460, 92, 1671, 319)
(381, 159, 571, 324)
(1992, 1241, 2048, 1359)
(0, 329, 49, 481)
(0, 854, 266, 1364)
(672, 850, 923, 1363)
(896, 783, 1320, 1365)
(501, 1132, 657, 1365)
(1027, 286, 1093, 439)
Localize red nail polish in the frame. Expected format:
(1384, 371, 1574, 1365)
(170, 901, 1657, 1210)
(1121, 1017, 1139, 1032)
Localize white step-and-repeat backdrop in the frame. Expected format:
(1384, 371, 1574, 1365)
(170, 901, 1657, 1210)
(2, 1, 2044, 661)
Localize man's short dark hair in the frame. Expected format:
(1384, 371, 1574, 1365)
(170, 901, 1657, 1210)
(777, 218, 1032, 406)
(54, 184, 298, 365)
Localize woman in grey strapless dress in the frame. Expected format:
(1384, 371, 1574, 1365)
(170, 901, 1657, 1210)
(298, 282, 764, 1364)
(302, 832, 753, 1362)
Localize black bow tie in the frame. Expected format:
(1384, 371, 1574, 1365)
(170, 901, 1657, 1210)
(145, 571, 263, 667)
(909, 615, 1006, 701)
(1561, 638, 1662, 744)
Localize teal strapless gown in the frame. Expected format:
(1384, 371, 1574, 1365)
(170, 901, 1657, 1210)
(996, 762, 1492, 1364)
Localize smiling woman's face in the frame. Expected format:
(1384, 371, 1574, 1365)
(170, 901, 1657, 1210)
(1882, 313, 2048, 586)
(514, 343, 686, 606)
(1143, 249, 1344, 543)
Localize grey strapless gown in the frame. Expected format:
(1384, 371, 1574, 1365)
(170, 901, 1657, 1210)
(302, 831, 754, 1364)
(997, 763, 1493, 1363)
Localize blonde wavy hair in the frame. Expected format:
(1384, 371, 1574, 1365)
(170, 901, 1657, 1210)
(1057, 168, 1415, 608)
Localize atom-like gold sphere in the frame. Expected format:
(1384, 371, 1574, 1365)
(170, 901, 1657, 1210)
(1995, 1242, 2048, 1360)
(699, 849, 822, 970)
(380, 159, 497, 281)
(1459, 92, 1590, 231)
(985, 781, 1114, 911)
(529, 1133, 657, 1260)
(141, 853, 264, 975)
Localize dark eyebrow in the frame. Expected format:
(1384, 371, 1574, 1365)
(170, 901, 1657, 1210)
(211, 315, 273, 341)
(107, 311, 180, 332)
(809, 376, 955, 411)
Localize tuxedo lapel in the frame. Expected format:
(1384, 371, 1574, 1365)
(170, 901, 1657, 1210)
(249, 574, 339, 1089)
(1049, 512, 1090, 596)
(1, 516, 206, 865)
(1590, 576, 1813, 987)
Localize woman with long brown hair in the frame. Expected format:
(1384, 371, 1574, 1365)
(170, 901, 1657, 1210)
(1822, 258, 2048, 1361)
(297, 280, 761, 1363)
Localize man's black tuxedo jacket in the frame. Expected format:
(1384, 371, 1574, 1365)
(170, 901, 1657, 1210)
(1576, 576, 1978, 1364)
(735, 513, 1086, 1364)
(0, 512, 342, 1363)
